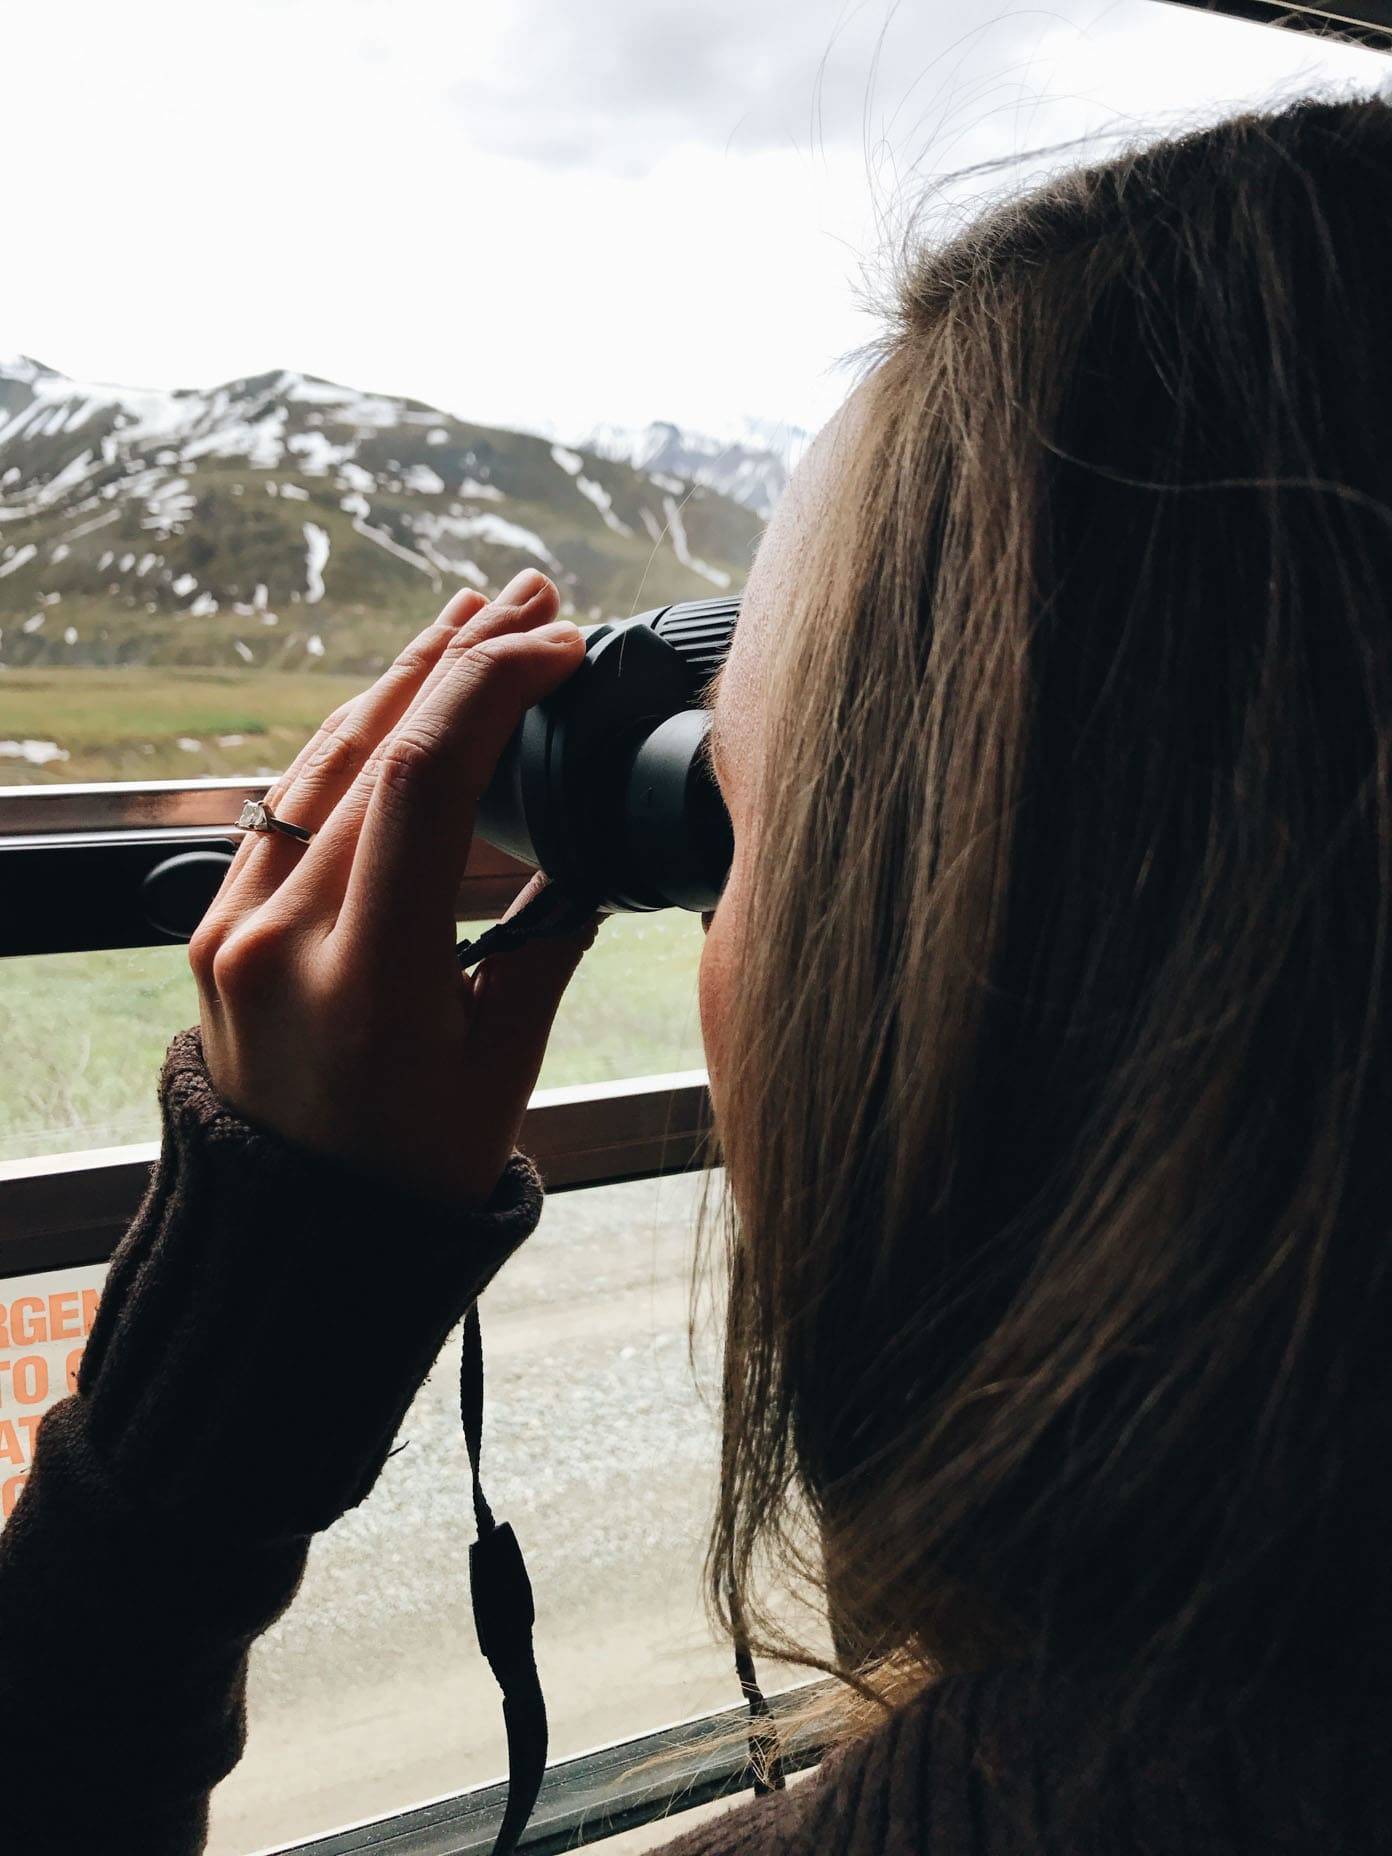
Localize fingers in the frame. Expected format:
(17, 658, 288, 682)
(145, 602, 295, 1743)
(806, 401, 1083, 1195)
(270, 586, 488, 823)
(202, 571, 560, 956)
(465, 924, 601, 1133)
(333, 612, 586, 969)
(273, 569, 564, 911)
(218, 589, 492, 915)
(468, 874, 602, 1090)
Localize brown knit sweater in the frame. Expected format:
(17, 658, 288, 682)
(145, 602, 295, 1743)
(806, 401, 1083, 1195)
(0, 1029, 1382, 1854)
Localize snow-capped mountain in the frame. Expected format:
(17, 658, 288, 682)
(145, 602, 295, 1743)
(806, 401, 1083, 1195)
(579, 417, 809, 521)
(0, 357, 762, 675)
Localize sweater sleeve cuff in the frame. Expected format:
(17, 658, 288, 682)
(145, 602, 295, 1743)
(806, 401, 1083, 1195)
(69, 1025, 546, 1540)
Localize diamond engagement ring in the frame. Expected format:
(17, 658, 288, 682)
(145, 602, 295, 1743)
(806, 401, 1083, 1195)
(237, 798, 315, 845)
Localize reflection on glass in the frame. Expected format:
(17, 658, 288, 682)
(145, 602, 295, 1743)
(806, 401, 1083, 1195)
(0, 910, 705, 1163)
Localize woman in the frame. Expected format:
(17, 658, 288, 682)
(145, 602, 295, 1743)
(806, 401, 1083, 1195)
(4, 90, 1391, 1852)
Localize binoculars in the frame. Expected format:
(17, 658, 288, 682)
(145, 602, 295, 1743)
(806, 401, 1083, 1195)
(140, 594, 740, 950)
(476, 594, 740, 917)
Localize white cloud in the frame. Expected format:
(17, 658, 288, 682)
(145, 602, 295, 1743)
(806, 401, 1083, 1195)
(4, 1, 1386, 440)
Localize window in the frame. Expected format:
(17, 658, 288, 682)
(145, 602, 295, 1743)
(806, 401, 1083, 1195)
(5, 1, 1382, 782)
(5, 1, 1389, 1849)
(0, 910, 706, 1163)
(0, 1174, 825, 1853)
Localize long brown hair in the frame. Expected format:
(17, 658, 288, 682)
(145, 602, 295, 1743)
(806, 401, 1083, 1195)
(701, 91, 1392, 1785)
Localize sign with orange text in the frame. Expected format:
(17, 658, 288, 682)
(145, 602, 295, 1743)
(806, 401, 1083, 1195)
(0, 1264, 108, 1523)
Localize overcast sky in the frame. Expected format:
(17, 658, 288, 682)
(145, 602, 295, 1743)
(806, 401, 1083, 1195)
(5, 1, 1388, 444)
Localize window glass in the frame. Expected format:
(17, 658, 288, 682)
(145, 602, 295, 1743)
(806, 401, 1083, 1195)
(0, 910, 705, 1164)
(0, 1174, 822, 1851)
(4, 2, 1386, 780)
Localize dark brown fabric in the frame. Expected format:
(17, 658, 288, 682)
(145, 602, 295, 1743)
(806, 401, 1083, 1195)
(0, 1027, 545, 1853)
(0, 1029, 1382, 1853)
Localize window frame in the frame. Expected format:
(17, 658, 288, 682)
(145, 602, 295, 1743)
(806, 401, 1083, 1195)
(0, 778, 537, 957)
(0, 1071, 715, 1274)
(1159, 0, 1392, 48)
(271, 1687, 829, 1855)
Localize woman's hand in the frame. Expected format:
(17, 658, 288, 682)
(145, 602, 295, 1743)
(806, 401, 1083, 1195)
(188, 569, 595, 1209)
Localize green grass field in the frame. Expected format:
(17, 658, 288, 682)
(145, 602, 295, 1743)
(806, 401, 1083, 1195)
(0, 665, 372, 782)
(0, 910, 707, 1163)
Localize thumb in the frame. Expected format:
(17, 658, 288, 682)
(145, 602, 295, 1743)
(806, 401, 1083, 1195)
(467, 894, 603, 1100)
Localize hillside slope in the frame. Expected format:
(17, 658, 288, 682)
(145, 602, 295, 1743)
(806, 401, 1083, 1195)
(0, 358, 762, 679)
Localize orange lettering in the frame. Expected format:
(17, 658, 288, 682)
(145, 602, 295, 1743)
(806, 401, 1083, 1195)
(2, 1473, 28, 1519)
(47, 1291, 81, 1341)
(17, 1414, 41, 1460)
(12, 1298, 47, 1346)
(0, 1421, 22, 1467)
(12, 1357, 48, 1406)
(81, 1288, 100, 1335)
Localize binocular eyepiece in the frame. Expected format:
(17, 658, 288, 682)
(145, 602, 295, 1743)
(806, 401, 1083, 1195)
(476, 594, 740, 917)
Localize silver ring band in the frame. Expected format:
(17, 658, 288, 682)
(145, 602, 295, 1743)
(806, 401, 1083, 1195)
(238, 798, 314, 845)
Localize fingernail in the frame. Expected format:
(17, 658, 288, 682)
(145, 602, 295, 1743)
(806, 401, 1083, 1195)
(497, 568, 548, 607)
(434, 587, 486, 627)
(537, 619, 582, 647)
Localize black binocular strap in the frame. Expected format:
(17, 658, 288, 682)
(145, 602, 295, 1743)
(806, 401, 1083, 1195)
(736, 1639, 788, 1795)
(456, 879, 602, 971)
(461, 1300, 547, 1856)
(459, 877, 789, 1847)
(461, 1301, 786, 1854)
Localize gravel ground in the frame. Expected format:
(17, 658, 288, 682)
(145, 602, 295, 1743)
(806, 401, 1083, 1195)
(206, 1169, 823, 1856)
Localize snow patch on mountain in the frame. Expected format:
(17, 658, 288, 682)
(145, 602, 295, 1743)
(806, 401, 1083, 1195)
(661, 495, 729, 589)
(303, 523, 330, 604)
(401, 463, 445, 496)
(581, 416, 805, 519)
(350, 510, 440, 583)
(0, 356, 45, 387)
(288, 430, 352, 475)
(414, 510, 559, 571)
(141, 477, 195, 536)
(576, 475, 632, 536)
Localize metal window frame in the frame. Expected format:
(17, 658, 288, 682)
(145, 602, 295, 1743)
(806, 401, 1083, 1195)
(0, 1070, 715, 1275)
(1156, 0, 1392, 47)
(271, 1686, 830, 1856)
(0, 778, 541, 956)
